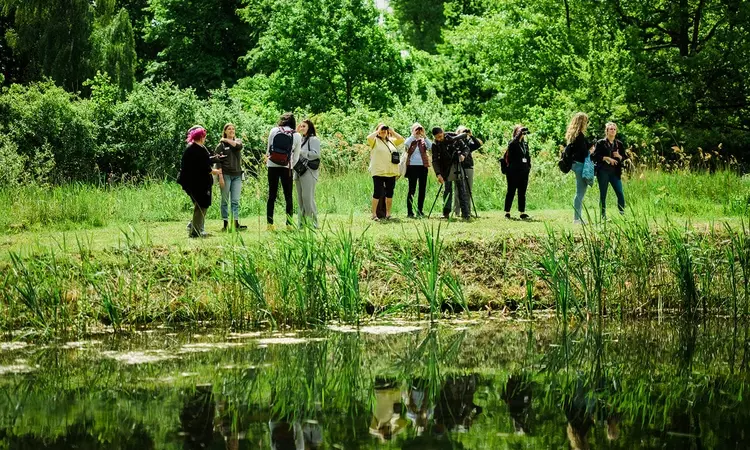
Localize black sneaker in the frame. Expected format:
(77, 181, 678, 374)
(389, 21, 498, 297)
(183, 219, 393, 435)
(520, 213, 530, 220)
(505, 212, 511, 219)
(234, 221, 248, 230)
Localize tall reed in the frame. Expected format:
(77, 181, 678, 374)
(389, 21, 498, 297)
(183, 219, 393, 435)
(329, 226, 364, 323)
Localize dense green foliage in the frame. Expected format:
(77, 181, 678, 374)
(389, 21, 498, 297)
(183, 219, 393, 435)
(0, 0, 748, 182)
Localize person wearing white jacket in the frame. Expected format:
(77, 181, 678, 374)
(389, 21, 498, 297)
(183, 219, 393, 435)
(295, 119, 321, 228)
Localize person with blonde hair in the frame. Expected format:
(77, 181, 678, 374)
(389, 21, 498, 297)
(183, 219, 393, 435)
(564, 112, 595, 224)
(592, 122, 628, 219)
(367, 123, 405, 221)
(215, 123, 247, 231)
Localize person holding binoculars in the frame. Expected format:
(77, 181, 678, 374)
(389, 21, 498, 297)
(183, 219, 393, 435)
(503, 125, 531, 220)
(403, 122, 432, 218)
(367, 124, 405, 221)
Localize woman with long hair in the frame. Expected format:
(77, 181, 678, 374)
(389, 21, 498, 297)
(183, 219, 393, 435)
(266, 112, 302, 230)
(215, 123, 247, 231)
(178, 126, 223, 238)
(592, 122, 628, 219)
(564, 112, 595, 224)
(295, 119, 321, 228)
(504, 124, 531, 220)
(367, 123, 405, 221)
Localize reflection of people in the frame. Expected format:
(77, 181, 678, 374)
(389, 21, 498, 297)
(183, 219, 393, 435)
(502, 374, 532, 435)
(404, 378, 433, 435)
(563, 378, 620, 450)
(369, 377, 408, 441)
(269, 421, 304, 450)
(180, 384, 217, 449)
(433, 375, 483, 434)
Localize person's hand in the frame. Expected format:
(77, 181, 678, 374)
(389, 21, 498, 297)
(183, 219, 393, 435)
(437, 175, 444, 185)
(613, 150, 622, 160)
(212, 168, 222, 175)
(589, 145, 596, 155)
(459, 155, 466, 162)
(604, 157, 618, 165)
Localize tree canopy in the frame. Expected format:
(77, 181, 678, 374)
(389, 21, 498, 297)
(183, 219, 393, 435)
(0, 0, 748, 162)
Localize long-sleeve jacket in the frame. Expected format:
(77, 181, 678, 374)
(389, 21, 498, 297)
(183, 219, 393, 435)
(178, 142, 213, 208)
(431, 133, 469, 178)
(463, 136, 481, 168)
(367, 135, 404, 177)
(215, 140, 243, 176)
(565, 133, 592, 163)
(592, 138, 627, 177)
(506, 137, 531, 173)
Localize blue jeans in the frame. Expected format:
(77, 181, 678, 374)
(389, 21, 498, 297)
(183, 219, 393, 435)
(597, 170, 625, 218)
(221, 174, 242, 220)
(572, 162, 588, 221)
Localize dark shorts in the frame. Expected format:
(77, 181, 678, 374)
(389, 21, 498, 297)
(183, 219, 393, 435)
(372, 176, 396, 199)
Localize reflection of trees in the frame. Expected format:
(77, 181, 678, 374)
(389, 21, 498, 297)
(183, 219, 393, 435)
(2, 322, 750, 448)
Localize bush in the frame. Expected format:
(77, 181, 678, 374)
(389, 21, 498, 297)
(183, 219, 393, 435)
(0, 136, 25, 187)
(0, 81, 96, 182)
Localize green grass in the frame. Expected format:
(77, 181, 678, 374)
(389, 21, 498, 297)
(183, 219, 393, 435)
(0, 164, 749, 334)
(0, 160, 748, 234)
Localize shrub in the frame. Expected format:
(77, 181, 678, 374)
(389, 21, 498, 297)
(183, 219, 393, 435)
(0, 81, 96, 182)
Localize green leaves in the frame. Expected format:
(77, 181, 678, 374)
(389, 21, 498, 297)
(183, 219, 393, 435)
(244, 0, 409, 112)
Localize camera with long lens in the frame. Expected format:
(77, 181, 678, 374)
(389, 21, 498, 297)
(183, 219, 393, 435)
(381, 126, 390, 131)
(520, 127, 530, 135)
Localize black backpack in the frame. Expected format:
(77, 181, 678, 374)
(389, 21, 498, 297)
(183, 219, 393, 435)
(269, 128, 294, 166)
(558, 144, 573, 174)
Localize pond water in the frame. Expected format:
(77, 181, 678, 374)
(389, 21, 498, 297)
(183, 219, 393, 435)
(0, 319, 748, 449)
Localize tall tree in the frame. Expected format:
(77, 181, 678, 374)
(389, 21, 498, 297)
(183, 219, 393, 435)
(144, 0, 253, 95)
(118, 0, 158, 79)
(0, 0, 93, 91)
(243, 0, 409, 111)
(92, 1, 137, 94)
(390, 0, 445, 53)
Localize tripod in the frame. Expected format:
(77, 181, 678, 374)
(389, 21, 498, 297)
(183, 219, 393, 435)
(458, 163, 479, 218)
(427, 163, 478, 219)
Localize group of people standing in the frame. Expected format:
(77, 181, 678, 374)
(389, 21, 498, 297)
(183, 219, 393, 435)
(177, 111, 628, 238)
(367, 123, 484, 221)
(177, 113, 321, 238)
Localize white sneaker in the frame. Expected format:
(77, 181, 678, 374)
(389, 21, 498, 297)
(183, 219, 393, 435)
(574, 219, 586, 225)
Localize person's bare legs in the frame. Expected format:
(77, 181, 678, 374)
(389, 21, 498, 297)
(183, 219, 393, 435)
(371, 198, 379, 218)
(385, 198, 393, 218)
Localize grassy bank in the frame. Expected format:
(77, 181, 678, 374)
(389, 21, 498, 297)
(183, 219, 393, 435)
(2, 214, 749, 336)
(1, 162, 748, 233)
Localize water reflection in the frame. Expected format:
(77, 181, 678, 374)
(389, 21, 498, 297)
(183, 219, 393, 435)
(0, 319, 748, 449)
